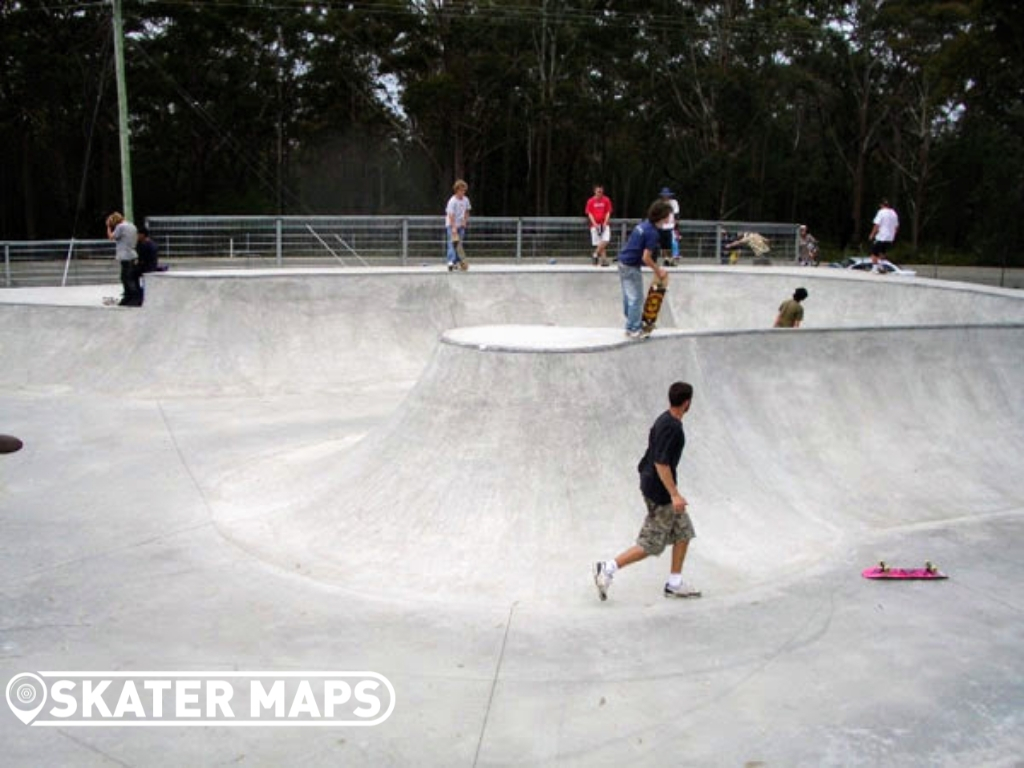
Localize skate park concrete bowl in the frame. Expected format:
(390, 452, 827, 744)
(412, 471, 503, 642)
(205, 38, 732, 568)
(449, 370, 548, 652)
(2, 266, 1023, 766)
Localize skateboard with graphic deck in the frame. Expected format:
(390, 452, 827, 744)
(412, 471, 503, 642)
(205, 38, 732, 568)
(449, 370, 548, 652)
(452, 232, 469, 270)
(641, 273, 669, 335)
(861, 561, 948, 580)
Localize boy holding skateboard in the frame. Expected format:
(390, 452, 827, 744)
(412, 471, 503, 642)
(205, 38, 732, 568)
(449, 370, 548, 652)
(445, 179, 471, 271)
(594, 381, 700, 600)
(617, 199, 673, 338)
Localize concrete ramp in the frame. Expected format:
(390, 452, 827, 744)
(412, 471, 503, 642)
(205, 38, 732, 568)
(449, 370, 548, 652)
(3, 266, 1023, 395)
(663, 267, 1024, 328)
(3, 267, 1024, 766)
(213, 322, 1024, 605)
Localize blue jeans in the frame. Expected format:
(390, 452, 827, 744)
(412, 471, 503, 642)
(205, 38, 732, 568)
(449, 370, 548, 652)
(619, 263, 643, 332)
(446, 226, 466, 265)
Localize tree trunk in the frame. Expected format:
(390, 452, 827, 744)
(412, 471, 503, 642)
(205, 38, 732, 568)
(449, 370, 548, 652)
(21, 132, 36, 238)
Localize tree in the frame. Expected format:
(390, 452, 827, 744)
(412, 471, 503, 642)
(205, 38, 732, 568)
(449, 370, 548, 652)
(874, 0, 972, 253)
(0, 0, 1020, 263)
(0, 1, 112, 237)
(939, 0, 1024, 266)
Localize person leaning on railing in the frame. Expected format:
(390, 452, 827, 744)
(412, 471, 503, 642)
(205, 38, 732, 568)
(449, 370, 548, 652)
(724, 231, 770, 265)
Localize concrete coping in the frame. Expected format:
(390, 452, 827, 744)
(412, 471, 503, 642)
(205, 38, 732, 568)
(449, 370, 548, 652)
(443, 324, 637, 352)
(443, 322, 1024, 354)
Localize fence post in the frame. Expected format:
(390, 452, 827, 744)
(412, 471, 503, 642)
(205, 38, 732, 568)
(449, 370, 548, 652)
(402, 218, 409, 267)
(716, 223, 723, 264)
(516, 219, 523, 264)
(4, 244, 9, 287)
(276, 218, 283, 267)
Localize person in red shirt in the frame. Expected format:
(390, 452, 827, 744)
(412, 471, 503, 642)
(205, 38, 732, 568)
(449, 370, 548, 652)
(585, 185, 614, 266)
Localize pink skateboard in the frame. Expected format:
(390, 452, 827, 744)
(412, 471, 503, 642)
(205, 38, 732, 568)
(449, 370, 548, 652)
(862, 561, 948, 580)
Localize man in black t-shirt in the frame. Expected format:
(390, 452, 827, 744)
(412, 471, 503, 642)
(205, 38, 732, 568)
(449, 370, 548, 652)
(594, 381, 701, 600)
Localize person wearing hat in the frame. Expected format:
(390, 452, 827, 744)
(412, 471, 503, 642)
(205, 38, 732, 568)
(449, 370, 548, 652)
(657, 187, 680, 266)
(774, 287, 809, 328)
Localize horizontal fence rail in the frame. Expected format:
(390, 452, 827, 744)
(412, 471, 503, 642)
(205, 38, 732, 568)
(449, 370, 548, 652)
(2, 217, 800, 287)
(1, 239, 113, 288)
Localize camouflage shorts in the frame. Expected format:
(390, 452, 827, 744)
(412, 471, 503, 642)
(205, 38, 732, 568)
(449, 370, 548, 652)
(636, 497, 696, 556)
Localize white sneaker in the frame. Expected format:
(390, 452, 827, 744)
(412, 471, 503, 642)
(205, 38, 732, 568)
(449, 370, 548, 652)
(664, 580, 701, 598)
(625, 330, 643, 339)
(593, 562, 613, 601)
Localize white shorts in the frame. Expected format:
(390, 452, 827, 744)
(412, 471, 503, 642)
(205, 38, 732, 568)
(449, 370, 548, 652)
(590, 225, 611, 246)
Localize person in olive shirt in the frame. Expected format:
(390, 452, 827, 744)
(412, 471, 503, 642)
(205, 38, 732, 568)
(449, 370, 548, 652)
(774, 287, 808, 328)
(593, 381, 701, 600)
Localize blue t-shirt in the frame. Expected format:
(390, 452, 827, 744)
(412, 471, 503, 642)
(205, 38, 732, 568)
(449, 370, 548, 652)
(618, 220, 660, 266)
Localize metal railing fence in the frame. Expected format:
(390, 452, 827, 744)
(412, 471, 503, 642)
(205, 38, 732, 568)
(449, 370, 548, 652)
(2, 216, 799, 287)
(1, 239, 113, 288)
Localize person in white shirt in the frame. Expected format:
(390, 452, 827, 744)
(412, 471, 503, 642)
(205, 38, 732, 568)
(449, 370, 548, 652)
(797, 225, 819, 266)
(868, 199, 899, 273)
(445, 179, 471, 271)
(657, 187, 680, 266)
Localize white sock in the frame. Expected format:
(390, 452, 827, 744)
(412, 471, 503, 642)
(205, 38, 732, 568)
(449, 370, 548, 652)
(605, 560, 618, 575)
(667, 573, 683, 588)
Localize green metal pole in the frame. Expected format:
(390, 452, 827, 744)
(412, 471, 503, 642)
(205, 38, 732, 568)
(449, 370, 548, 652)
(111, 0, 133, 221)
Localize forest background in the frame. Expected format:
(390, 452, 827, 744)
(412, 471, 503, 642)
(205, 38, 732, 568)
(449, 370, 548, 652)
(1, 0, 1021, 265)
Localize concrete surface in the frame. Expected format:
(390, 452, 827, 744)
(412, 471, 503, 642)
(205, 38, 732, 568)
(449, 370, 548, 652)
(1, 266, 1022, 766)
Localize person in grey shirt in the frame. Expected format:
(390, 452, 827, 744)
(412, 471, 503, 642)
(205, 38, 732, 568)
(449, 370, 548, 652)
(106, 211, 141, 306)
